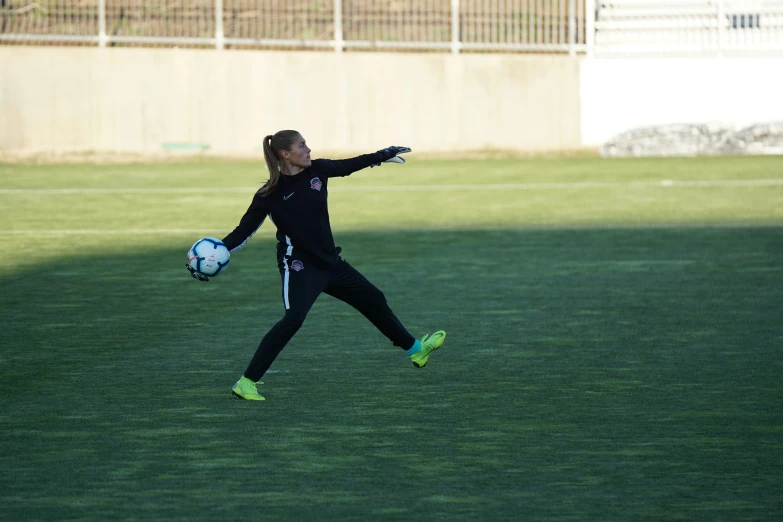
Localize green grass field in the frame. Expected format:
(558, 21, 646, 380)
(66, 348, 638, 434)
(1, 156, 782, 521)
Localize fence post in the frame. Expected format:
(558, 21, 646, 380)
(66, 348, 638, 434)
(334, 0, 344, 52)
(717, 0, 724, 55)
(585, 0, 595, 57)
(215, 0, 225, 49)
(568, 0, 576, 55)
(98, 0, 107, 47)
(451, 0, 460, 54)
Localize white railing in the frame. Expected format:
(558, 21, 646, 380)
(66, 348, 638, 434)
(594, 0, 783, 54)
(2, 0, 782, 54)
(0, 0, 588, 54)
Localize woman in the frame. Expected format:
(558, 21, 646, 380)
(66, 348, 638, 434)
(187, 130, 446, 401)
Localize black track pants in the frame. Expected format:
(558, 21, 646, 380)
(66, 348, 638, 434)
(243, 255, 416, 381)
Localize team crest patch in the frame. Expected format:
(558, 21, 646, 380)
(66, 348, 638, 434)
(292, 260, 304, 271)
(310, 177, 323, 191)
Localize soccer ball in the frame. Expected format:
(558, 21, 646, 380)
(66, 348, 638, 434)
(188, 237, 230, 277)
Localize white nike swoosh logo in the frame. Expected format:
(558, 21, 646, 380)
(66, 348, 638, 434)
(283, 192, 294, 200)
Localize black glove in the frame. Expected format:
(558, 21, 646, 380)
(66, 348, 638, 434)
(372, 146, 412, 167)
(186, 262, 210, 282)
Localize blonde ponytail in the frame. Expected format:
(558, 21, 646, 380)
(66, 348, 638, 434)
(257, 130, 300, 197)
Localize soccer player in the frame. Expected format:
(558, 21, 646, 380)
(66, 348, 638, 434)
(187, 130, 446, 401)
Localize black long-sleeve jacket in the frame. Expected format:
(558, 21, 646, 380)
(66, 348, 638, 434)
(222, 152, 384, 267)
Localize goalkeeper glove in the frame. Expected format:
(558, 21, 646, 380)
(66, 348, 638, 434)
(186, 263, 210, 282)
(372, 146, 411, 167)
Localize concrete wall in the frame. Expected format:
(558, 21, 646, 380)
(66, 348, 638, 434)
(580, 57, 783, 146)
(0, 47, 582, 154)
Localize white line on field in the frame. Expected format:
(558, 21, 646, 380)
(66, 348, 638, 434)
(1, 179, 782, 195)
(0, 224, 781, 236)
(0, 187, 253, 195)
(0, 229, 224, 235)
(343, 179, 783, 190)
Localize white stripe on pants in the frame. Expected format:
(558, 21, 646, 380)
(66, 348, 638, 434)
(282, 257, 290, 310)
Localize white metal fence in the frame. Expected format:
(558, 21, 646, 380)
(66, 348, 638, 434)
(595, 0, 783, 54)
(0, 0, 588, 53)
(1, 0, 782, 54)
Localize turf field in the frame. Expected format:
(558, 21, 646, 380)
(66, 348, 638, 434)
(1, 155, 782, 521)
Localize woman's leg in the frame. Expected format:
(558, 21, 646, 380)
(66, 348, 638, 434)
(323, 258, 416, 351)
(243, 256, 327, 381)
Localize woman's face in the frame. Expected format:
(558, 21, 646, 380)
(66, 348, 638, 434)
(283, 134, 311, 169)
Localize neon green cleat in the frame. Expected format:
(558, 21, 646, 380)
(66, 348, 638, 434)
(410, 330, 447, 368)
(232, 376, 265, 401)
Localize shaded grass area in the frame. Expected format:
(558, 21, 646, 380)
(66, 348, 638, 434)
(2, 228, 782, 520)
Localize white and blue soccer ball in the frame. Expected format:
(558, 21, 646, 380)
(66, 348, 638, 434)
(188, 237, 230, 277)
